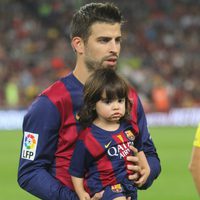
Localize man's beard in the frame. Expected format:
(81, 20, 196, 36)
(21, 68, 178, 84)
(85, 58, 104, 72)
(84, 57, 117, 72)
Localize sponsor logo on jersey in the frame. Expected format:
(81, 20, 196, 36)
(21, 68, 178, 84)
(105, 140, 112, 148)
(107, 141, 134, 158)
(21, 132, 38, 160)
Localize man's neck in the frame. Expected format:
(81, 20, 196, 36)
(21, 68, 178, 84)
(73, 65, 91, 85)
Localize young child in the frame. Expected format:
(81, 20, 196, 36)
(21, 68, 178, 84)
(69, 68, 150, 200)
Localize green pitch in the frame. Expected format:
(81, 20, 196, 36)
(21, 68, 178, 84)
(0, 127, 199, 200)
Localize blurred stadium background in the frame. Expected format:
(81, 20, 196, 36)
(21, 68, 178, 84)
(0, 0, 199, 199)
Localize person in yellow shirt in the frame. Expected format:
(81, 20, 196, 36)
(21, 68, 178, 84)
(189, 123, 200, 196)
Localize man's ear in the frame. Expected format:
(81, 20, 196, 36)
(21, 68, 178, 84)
(71, 37, 84, 54)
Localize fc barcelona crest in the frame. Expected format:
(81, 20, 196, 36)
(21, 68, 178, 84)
(111, 183, 123, 193)
(124, 130, 135, 141)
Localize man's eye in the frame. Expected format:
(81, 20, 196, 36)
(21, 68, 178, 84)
(99, 38, 110, 43)
(116, 37, 122, 44)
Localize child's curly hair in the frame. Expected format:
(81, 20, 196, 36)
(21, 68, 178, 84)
(78, 68, 132, 128)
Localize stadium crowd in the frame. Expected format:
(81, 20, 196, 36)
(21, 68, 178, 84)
(0, 0, 199, 112)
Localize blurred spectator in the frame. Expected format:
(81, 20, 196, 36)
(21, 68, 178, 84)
(5, 76, 19, 108)
(152, 84, 170, 112)
(0, 0, 199, 111)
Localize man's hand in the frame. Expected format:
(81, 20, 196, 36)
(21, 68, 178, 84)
(127, 146, 150, 187)
(135, 151, 150, 187)
(127, 146, 141, 180)
(134, 167, 149, 187)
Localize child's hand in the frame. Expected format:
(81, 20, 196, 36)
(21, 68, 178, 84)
(79, 192, 91, 200)
(91, 190, 104, 200)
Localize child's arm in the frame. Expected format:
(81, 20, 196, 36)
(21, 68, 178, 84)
(135, 151, 150, 188)
(71, 176, 91, 200)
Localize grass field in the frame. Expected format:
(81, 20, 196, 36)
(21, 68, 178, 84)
(0, 127, 199, 200)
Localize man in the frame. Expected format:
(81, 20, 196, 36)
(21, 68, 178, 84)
(18, 2, 161, 200)
(189, 123, 200, 196)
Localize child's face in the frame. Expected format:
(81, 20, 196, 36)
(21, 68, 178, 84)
(95, 93, 126, 123)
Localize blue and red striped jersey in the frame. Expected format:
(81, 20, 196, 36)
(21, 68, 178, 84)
(18, 73, 161, 200)
(69, 122, 141, 196)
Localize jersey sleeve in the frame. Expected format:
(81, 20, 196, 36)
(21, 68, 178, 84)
(193, 124, 200, 147)
(17, 96, 75, 200)
(69, 137, 94, 178)
(136, 97, 161, 189)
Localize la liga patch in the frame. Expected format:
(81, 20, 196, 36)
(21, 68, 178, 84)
(21, 132, 38, 160)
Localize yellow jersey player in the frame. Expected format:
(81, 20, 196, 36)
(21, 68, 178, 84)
(189, 123, 200, 196)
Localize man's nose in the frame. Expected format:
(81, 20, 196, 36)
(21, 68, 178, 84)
(109, 40, 119, 53)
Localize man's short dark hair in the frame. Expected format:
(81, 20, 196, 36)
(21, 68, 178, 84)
(70, 2, 123, 42)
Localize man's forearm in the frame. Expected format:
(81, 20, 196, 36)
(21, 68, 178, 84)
(18, 169, 76, 200)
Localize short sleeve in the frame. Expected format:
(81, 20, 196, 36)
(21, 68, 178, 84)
(193, 124, 200, 147)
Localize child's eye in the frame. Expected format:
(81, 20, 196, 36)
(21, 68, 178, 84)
(103, 99, 111, 104)
(118, 99, 125, 103)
